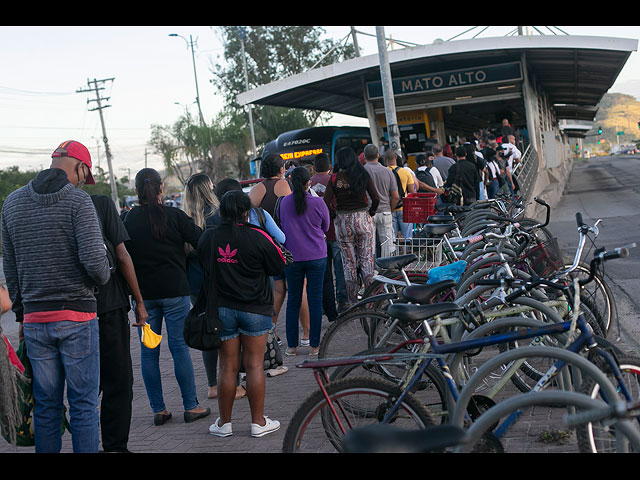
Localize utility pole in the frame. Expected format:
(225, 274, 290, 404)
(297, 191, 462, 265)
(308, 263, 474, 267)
(77, 77, 119, 211)
(350, 26, 360, 57)
(376, 27, 401, 158)
(239, 27, 257, 160)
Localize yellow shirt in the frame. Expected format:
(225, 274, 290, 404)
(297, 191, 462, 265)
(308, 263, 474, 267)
(388, 166, 414, 211)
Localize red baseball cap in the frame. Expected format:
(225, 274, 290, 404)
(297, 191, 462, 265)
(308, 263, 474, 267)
(51, 140, 95, 185)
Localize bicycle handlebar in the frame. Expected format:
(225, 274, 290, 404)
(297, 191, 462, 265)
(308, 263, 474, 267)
(475, 244, 632, 302)
(563, 400, 640, 428)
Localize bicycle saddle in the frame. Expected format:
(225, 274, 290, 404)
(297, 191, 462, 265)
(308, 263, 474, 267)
(421, 223, 457, 236)
(387, 302, 461, 323)
(427, 215, 455, 223)
(400, 279, 457, 304)
(342, 423, 468, 453)
(375, 254, 417, 270)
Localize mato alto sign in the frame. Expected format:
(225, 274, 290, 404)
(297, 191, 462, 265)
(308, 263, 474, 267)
(366, 62, 522, 100)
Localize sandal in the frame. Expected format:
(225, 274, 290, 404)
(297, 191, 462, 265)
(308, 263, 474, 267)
(309, 348, 319, 356)
(285, 348, 297, 356)
(235, 385, 247, 399)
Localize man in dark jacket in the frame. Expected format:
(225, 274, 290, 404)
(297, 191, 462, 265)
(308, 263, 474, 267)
(444, 147, 481, 206)
(91, 194, 148, 453)
(1, 140, 110, 453)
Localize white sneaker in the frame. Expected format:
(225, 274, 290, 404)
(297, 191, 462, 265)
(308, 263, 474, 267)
(250, 416, 280, 437)
(209, 417, 232, 437)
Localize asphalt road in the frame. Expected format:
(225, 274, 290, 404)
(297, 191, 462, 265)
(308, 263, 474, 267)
(547, 154, 640, 353)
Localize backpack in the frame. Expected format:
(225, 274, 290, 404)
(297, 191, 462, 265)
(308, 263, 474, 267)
(416, 168, 436, 192)
(390, 167, 405, 209)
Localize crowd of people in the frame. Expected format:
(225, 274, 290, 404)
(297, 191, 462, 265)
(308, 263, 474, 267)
(0, 125, 522, 452)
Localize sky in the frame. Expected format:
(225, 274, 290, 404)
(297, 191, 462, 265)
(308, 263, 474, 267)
(0, 25, 639, 178)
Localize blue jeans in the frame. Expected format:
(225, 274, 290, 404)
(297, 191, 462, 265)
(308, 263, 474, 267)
(478, 181, 487, 200)
(487, 179, 500, 199)
(285, 258, 326, 348)
(391, 209, 413, 239)
(23, 318, 100, 453)
(327, 240, 347, 304)
(138, 296, 199, 413)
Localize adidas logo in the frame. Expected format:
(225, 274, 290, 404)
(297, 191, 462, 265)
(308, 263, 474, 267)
(217, 244, 238, 263)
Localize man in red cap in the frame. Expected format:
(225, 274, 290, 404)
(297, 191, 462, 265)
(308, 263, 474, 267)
(2, 140, 110, 453)
(50, 140, 96, 186)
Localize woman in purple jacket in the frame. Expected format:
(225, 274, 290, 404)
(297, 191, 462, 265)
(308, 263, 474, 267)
(279, 167, 330, 356)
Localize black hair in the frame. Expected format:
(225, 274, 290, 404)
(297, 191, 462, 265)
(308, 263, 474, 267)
(219, 190, 251, 235)
(214, 178, 242, 198)
(415, 154, 427, 167)
(290, 166, 311, 215)
(313, 153, 331, 173)
(334, 147, 369, 195)
(260, 153, 284, 178)
(455, 146, 467, 158)
(135, 168, 167, 241)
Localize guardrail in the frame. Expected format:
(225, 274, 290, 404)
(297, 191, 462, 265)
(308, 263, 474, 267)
(513, 145, 538, 202)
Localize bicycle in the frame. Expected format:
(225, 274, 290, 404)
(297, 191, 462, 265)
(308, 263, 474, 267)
(282, 245, 634, 453)
(341, 391, 640, 453)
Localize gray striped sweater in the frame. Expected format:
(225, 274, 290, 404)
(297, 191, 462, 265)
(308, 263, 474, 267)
(1, 168, 111, 320)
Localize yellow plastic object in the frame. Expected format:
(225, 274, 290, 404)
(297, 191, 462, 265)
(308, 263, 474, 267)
(141, 324, 162, 349)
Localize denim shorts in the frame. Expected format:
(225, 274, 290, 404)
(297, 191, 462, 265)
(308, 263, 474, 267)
(218, 307, 274, 341)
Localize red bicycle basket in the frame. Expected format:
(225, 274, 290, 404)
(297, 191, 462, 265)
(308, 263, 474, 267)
(402, 193, 438, 223)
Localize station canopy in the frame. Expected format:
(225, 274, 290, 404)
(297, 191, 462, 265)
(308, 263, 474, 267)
(237, 34, 638, 136)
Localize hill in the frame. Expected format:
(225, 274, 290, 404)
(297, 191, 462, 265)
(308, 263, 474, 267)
(585, 92, 640, 148)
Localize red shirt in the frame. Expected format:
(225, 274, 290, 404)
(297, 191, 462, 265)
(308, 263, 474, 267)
(24, 310, 95, 323)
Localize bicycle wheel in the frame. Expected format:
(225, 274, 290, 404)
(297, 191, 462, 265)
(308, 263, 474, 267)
(318, 310, 416, 360)
(448, 317, 569, 396)
(281, 377, 435, 453)
(577, 354, 640, 453)
(561, 260, 617, 336)
(328, 346, 453, 424)
(450, 346, 621, 433)
(457, 391, 636, 453)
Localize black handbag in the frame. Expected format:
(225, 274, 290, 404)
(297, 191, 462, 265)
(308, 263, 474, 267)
(183, 239, 223, 351)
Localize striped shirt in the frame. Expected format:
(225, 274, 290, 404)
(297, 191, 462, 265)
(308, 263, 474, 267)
(1, 169, 111, 322)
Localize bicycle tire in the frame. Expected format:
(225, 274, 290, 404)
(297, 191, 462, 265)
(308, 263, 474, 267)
(561, 260, 617, 336)
(318, 309, 417, 360)
(456, 391, 640, 453)
(449, 346, 621, 430)
(328, 346, 453, 423)
(281, 377, 435, 453)
(576, 354, 640, 453)
(448, 317, 570, 396)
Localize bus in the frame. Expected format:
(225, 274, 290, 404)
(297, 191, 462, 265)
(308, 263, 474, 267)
(256, 126, 372, 171)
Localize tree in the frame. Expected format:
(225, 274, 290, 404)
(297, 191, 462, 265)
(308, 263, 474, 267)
(148, 27, 358, 184)
(211, 26, 358, 154)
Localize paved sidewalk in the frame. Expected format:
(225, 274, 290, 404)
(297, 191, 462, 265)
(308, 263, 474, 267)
(0, 305, 323, 454)
(2, 294, 630, 454)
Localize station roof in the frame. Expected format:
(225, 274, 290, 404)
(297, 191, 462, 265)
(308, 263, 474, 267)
(237, 35, 638, 126)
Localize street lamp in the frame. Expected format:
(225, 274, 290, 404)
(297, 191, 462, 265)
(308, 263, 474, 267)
(169, 33, 206, 127)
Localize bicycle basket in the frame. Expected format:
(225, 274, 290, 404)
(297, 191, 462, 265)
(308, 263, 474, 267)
(392, 237, 443, 272)
(525, 237, 563, 277)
